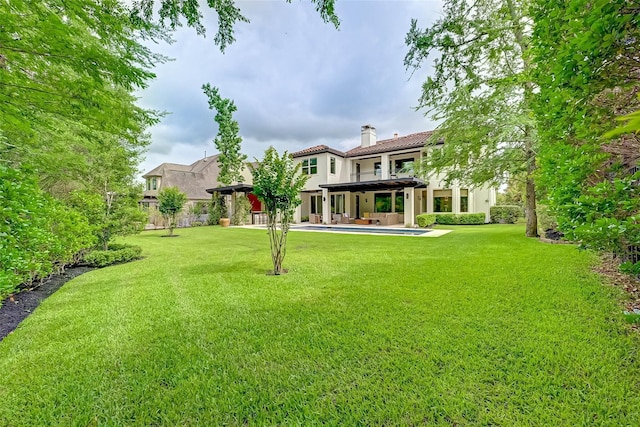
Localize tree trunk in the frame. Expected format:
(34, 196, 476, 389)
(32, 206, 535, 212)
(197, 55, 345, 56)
(525, 176, 538, 237)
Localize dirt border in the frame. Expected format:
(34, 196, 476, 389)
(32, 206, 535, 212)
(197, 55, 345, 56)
(0, 267, 93, 341)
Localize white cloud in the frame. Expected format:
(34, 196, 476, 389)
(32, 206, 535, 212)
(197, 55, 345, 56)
(137, 0, 442, 175)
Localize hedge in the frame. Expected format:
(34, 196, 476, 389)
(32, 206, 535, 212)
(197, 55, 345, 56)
(435, 213, 486, 225)
(83, 244, 143, 268)
(416, 214, 437, 227)
(490, 205, 522, 224)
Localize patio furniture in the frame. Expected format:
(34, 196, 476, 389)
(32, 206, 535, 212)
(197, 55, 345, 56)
(341, 213, 356, 224)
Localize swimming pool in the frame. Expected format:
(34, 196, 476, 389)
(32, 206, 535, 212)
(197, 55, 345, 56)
(291, 225, 430, 236)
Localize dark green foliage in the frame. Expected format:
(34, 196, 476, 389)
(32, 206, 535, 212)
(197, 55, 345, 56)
(208, 193, 227, 225)
(531, 0, 640, 271)
(250, 147, 308, 275)
(232, 194, 252, 225)
(202, 84, 247, 186)
(83, 244, 143, 268)
(416, 214, 437, 228)
(435, 213, 486, 225)
(0, 166, 94, 298)
(490, 206, 522, 224)
(158, 187, 187, 236)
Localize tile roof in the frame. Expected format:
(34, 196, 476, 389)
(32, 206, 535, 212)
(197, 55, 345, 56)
(291, 145, 346, 158)
(346, 131, 434, 157)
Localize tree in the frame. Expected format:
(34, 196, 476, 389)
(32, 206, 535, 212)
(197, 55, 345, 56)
(405, 0, 539, 237)
(250, 147, 308, 275)
(531, 0, 640, 271)
(158, 187, 188, 236)
(202, 84, 247, 186)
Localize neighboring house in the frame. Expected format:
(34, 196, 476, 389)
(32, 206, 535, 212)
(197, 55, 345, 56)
(291, 125, 496, 226)
(141, 154, 257, 226)
(141, 155, 223, 211)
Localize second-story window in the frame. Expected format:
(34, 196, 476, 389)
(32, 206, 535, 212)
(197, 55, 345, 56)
(152, 177, 157, 190)
(302, 158, 317, 175)
(330, 157, 336, 174)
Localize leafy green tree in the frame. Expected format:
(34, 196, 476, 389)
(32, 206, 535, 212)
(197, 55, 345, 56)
(202, 84, 247, 186)
(405, 0, 539, 237)
(531, 0, 640, 270)
(250, 147, 308, 275)
(158, 187, 188, 236)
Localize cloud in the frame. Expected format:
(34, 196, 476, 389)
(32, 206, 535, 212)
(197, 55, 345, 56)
(137, 0, 442, 175)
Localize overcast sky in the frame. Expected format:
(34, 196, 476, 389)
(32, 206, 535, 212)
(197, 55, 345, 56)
(136, 0, 443, 175)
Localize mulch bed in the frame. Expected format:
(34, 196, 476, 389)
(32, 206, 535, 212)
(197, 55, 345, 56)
(593, 255, 640, 311)
(0, 267, 93, 342)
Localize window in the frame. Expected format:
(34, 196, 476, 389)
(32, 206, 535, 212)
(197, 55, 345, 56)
(375, 193, 392, 213)
(146, 177, 158, 190)
(433, 189, 452, 212)
(394, 158, 414, 174)
(302, 158, 318, 175)
(374, 161, 381, 176)
(395, 192, 404, 213)
(331, 194, 344, 214)
(460, 189, 469, 213)
(310, 195, 323, 214)
(330, 157, 336, 174)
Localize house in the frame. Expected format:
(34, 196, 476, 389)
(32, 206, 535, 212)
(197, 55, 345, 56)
(291, 125, 496, 226)
(141, 154, 262, 226)
(141, 155, 224, 210)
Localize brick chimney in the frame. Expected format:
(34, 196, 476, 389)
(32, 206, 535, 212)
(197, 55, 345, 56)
(361, 125, 376, 148)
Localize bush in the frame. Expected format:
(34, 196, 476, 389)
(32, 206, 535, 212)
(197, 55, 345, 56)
(416, 214, 437, 227)
(490, 205, 522, 224)
(190, 221, 204, 227)
(435, 213, 486, 225)
(83, 245, 142, 268)
(0, 166, 95, 298)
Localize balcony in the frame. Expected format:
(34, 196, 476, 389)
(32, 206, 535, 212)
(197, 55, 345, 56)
(350, 170, 415, 183)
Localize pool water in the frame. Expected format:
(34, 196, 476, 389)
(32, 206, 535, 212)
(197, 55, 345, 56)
(292, 225, 429, 236)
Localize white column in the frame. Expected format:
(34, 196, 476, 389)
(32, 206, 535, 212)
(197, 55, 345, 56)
(452, 186, 460, 214)
(322, 188, 330, 224)
(404, 187, 415, 227)
(427, 187, 434, 213)
(345, 193, 351, 217)
(381, 153, 390, 180)
(294, 204, 302, 223)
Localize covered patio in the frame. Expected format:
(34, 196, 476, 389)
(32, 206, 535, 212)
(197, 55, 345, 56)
(299, 177, 428, 227)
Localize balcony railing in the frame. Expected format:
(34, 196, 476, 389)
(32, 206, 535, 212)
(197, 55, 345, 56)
(350, 170, 415, 182)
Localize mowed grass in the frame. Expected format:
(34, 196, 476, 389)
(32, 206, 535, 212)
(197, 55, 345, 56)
(1, 225, 639, 425)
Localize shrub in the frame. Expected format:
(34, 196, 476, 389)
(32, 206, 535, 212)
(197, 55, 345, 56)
(490, 205, 522, 224)
(83, 245, 142, 268)
(435, 213, 486, 225)
(0, 166, 95, 298)
(190, 221, 204, 227)
(416, 214, 437, 227)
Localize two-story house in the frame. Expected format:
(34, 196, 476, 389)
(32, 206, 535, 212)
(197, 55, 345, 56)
(292, 125, 496, 226)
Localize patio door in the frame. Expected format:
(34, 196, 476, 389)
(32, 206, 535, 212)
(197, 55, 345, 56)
(356, 195, 360, 218)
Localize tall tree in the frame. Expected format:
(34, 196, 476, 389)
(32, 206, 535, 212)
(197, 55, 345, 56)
(405, 0, 539, 237)
(531, 0, 640, 271)
(202, 84, 247, 186)
(250, 148, 308, 275)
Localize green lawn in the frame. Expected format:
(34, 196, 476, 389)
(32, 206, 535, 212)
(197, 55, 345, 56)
(1, 225, 639, 425)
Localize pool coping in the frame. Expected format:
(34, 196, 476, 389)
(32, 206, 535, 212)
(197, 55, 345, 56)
(240, 224, 452, 237)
